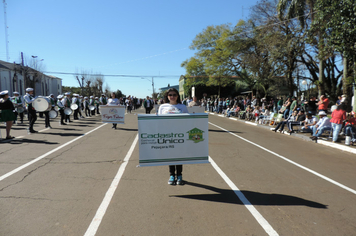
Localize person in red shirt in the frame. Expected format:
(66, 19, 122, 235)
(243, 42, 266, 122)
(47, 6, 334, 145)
(330, 103, 347, 142)
(344, 111, 356, 143)
(316, 95, 329, 113)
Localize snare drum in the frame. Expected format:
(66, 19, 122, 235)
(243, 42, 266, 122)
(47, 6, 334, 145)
(54, 106, 59, 111)
(16, 106, 24, 113)
(71, 104, 78, 110)
(64, 107, 73, 115)
(33, 97, 51, 112)
(89, 105, 95, 111)
(49, 110, 58, 119)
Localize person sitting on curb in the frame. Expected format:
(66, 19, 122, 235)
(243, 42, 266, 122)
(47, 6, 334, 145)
(344, 111, 356, 143)
(301, 112, 318, 133)
(287, 110, 306, 133)
(310, 111, 332, 141)
(272, 110, 297, 133)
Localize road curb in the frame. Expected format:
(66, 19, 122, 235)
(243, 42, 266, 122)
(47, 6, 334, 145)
(207, 111, 356, 155)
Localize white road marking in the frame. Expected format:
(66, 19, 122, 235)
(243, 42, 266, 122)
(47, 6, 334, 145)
(0, 123, 107, 182)
(84, 134, 138, 236)
(245, 121, 257, 126)
(209, 156, 279, 236)
(229, 117, 238, 121)
(209, 122, 356, 195)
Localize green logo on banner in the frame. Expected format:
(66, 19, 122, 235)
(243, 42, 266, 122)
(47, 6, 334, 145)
(187, 128, 204, 143)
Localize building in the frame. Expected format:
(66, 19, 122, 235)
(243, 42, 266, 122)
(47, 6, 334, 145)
(159, 84, 179, 94)
(0, 60, 62, 96)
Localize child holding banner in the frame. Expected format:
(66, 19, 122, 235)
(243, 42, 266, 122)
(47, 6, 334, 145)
(107, 92, 120, 129)
(158, 88, 188, 185)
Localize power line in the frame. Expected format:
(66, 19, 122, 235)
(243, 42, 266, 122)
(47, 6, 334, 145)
(43, 71, 181, 78)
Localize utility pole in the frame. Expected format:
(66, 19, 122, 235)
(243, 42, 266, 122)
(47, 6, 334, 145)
(3, 0, 10, 62)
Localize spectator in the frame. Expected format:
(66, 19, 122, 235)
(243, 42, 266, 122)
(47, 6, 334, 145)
(280, 97, 291, 119)
(227, 105, 240, 117)
(277, 97, 283, 113)
(310, 111, 332, 140)
(287, 110, 306, 133)
(301, 112, 318, 133)
(259, 108, 270, 124)
(188, 96, 201, 107)
(253, 106, 260, 122)
(344, 111, 356, 143)
(336, 96, 342, 106)
(251, 96, 257, 108)
(330, 103, 347, 143)
(304, 96, 318, 115)
(273, 110, 297, 133)
(289, 96, 298, 115)
(316, 95, 329, 113)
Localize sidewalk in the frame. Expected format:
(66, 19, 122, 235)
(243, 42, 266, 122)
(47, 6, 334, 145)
(208, 112, 356, 155)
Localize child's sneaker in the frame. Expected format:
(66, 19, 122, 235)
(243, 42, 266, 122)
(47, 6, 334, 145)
(168, 175, 175, 185)
(176, 175, 183, 185)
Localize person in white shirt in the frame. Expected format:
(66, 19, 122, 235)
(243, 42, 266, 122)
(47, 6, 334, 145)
(310, 111, 331, 140)
(107, 92, 121, 129)
(158, 88, 188, 185)
(23, 88, 38, 133)
(301, 112, 318, 133)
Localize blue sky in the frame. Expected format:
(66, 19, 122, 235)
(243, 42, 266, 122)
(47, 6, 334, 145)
(1, 0, 259, 98)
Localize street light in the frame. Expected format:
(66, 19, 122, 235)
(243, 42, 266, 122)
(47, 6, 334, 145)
(302, 79, 310, 99)
(141, 77, 155, 98)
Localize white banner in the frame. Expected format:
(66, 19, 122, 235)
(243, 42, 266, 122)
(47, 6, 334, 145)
(99, 105, 125, 124)
(138, 113, 209, 167)
(187, 106, 205, 114)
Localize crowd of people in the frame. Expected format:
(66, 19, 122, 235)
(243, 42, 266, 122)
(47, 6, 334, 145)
(203, 94, 356, 145)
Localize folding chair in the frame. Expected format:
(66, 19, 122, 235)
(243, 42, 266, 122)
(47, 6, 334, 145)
(273, 114, 283, 126)
(263, 112, 274, 125)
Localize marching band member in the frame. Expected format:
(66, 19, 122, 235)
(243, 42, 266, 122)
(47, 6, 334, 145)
(78, 95, 84, 118)
(63, 92, 72, 123)
(89, 96, 95, 116)
(0, 90, 15, 139)
(107, 92, 120, 129)
(84, 97, 91, 117)
(72, 94, 80, 120)
(57, 95, 66, 125)
(24, 88, 38, 133)
(95, 97, 100, 114)
(100, 94, 107, 105)
(11, 91, 25, 124)
(44, 94, 54, 129)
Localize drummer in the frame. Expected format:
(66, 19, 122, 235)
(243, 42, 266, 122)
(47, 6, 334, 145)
(72, 93, 80, 120)
(11, 91, 25, 124)
(57, 95, 66, 125)
(78, 95, 85, 119)
(44, 94, 54, 129)
(84, 97, 91, 117)
(24, 88, 38, 133)
(100, 94, 107, 105)
(63, 92, 72, 123)
(89, 96, 95, 116)
(95, 97, 100, 114)
(0, 90, 15, 139)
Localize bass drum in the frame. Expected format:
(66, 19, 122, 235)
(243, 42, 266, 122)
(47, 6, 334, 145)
(49, 110, 58, 119)
(89, 105, 95, 111)
(71, 104, 78, 110)
(64, 107, 73, 115)
(33, 97, 51, 112)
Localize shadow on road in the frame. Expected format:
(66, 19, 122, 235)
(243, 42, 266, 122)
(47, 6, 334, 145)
(116, 128, 138, 132)
(3, 138, 59, 145)
(171, 182, 327, 209)
(209, 129, 243, 134)
(40, 132, 83, 137)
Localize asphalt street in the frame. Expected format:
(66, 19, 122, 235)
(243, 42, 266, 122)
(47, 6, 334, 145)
(0, 108, 355, 236)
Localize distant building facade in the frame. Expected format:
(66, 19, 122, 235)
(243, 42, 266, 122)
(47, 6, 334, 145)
(0, 60, 62, 96)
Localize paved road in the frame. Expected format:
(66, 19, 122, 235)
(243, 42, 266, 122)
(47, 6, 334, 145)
(0, 109, 355, 236)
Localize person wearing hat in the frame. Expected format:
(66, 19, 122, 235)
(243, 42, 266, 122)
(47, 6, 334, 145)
(0, 90, 15, 139)
(24, 88, 38, 133)
(310, 110, 332, 140)
(94, 97, 100, 115)
(78, 95, 84, 118)
(83, 97, 91, 117)
(11, 91, 25, 124)
(63, 92, 72, 123)
(72, 94, 80, 120)
(42, 94, 55, 129)
(56, 95, 66, 125)
(89, 96, 95, 116)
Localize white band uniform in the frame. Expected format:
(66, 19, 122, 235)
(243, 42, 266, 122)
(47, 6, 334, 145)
(137, 113, 209, 167)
